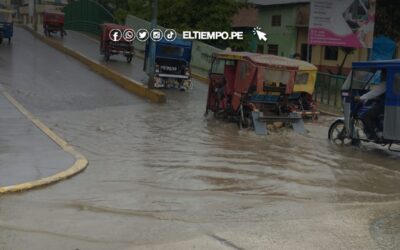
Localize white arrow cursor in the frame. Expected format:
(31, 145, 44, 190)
(253, 27, 268, 42)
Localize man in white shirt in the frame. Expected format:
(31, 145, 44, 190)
(357, 70, 386, 139)
(360, 81, 386, 102)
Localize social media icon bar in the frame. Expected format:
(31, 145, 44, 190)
(164, 29, 177, 42)
(107, 28, 179, 43)
(123, 29, 135, 42)
(109, 29, 122, 42)
(150, 29, 163, 42)
(137, 29, 149, 42)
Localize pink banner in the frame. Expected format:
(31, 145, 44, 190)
(308, 0, 376, 48)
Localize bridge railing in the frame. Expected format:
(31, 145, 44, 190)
(63, 0, 115, 36)
(125, 15, 221, 73)
(314, 72, 347, 109)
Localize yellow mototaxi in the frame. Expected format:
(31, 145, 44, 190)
(289, 58, 319, 118)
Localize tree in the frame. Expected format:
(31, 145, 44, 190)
(103, 0, 245, 49)
(337, 47, 355, 75)
(374, 0, 400, 41)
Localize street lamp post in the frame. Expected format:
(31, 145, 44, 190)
(146, 0, 157, 89)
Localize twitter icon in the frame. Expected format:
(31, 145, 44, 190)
(137, 29, 149, 42)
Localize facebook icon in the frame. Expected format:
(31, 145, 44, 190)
(109, 29, 122, 42)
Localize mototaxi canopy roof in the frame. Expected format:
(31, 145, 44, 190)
(352, 60, 400, 70)
(213, 51, 299, 71)
(158, 37, 192, 48)
(0, 8, 14, 23)
(213, 51, 318, 95)
(43, 11, 64, 25)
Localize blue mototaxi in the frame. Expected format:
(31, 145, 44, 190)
(328, 60, 400, 151)
(145, 37, 193, 90)
(0, 9, 13, 44)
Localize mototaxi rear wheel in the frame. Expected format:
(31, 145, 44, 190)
(104, 52, 110, 61)
(126, 54, 133, 63)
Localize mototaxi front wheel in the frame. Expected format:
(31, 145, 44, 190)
(328, 120, 353, 146)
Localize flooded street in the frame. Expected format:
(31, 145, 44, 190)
(0, 27, 399, 249)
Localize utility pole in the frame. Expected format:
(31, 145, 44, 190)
(33, 0, 37, 31)
(146, 0, 157, 89)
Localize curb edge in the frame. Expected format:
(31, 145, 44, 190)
(21, 25, 166, 104)
(0, 87, 89, 194)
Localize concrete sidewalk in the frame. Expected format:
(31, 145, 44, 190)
(0, 87, 75, 187)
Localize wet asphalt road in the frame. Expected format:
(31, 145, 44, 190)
(0, 92, 74, 187)
(0, 27, 399, 249)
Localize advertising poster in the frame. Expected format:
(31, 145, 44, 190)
(308, 0, 376, 48)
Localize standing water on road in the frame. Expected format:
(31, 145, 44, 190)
(0, 27, 399, 250)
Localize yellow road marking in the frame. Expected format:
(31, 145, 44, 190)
(0, 87, 88, 194)
(21, 25, 166, 103)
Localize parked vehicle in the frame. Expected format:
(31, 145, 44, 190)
(205, 51, 307, 135)
(328, 60, 400, 152)
(100, 23, 134, 63)
(0, 8, 13, 44)
(291, 60, 319, 118)
(144, 38, 192, 91)
(43, 11, 66, 38)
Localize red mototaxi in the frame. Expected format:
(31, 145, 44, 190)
(206, 52, 299, 116)
(43, 11, 65, 37)
(100, 23, 134, 63)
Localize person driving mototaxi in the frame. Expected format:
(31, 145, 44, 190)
(355, 70, 386, 139)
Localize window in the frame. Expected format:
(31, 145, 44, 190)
(211, 59, 235, 74)
(324, 46, 338, 60)
(267, 44, 279, 55)
(271, 15, 281, 26)
(159, 45, 184, 57)
(257, 44, 264, 54)
(264, 69, 291, 85)
(301, 44, 312, 61)
(296, 73, 309, 85)
(343, 69, 376, 90)
(211, 59, 225, 74)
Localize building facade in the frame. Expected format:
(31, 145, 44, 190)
(256, 3, 298, 57)
(19, 0, 68, 25)
(237, 0, 374, 75)
(0, 0, 11, 7)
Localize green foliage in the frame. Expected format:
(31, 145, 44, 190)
(229, 31, 253, 51)
(114, 8, 128, 24)
(337, 47, 355, 75)
(97, 0, 247, 49)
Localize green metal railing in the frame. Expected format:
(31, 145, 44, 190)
(63, 0, 116, 36)
(314, 72, 347, 109)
